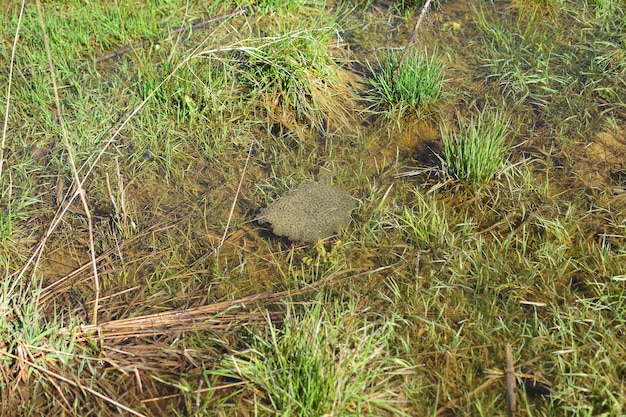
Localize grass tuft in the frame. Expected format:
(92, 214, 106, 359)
(368, 49, 444, 121)
(215, 300, 413, 416)
(441, 108, 511, 185)
(239, 16, 358, 136)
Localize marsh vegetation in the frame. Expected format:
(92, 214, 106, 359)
(1, 0, 625, 415)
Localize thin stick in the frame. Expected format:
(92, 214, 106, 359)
(506, 345, 517, 417)
(391, 0, 433, 83)
(0, 0, 26, 180)
(36, 0, 100, 325)
(219, 142, 254, 248)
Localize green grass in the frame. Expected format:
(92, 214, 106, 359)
(474, 7, 571, 108)
(391, 189, 459, 249)
(442, 108, 511, 184)
(585, 0, 626, 22)
(214, 299, 412, 416)
(369, 49, 444, 121)
(250, 0, 309, 14)
(239, 16, 358, 136)
(473, 1, 625, 138)
(1, 0, 626, 415)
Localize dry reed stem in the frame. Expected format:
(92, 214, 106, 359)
(0, 0, 25, 181)
(392, 0, 434, 84)
(77, 265, 393, 340)
(35, 0, 101, 324)
(80, 310, 284, 340)
(220, 142, 254, 248)
(506, 345, 517, 417)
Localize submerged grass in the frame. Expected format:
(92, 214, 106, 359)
(1, 0, 626, 415)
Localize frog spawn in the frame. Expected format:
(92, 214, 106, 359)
(259, 181, 357, 242)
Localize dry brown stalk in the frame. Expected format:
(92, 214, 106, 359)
(77, 265, 393, 340)
(391, 0, 434, 84)
(36, 0, 101, 325)
(506, 345, 517, 417)
(220, 142, 254, 248)
(79, 309, 284, 341)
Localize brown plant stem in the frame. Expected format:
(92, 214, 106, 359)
(36, 0, 101, 325)
(391, 0, 434, 84)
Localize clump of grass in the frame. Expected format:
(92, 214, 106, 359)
(585, 0, 625, 22)
(393, 190, 453, 249)
(369, 49, 444, 121)
(239, 17, 358, 136)
(215, 300, 412, 416)
(251, 0, 307, 14)
(0, 272, 79, 413)
(441, 108, 511, 185)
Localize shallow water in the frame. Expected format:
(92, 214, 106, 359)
(2, 0, 626, 415)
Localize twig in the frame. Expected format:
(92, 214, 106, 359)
(0, 0, 25, 181)
(220, 142, 254, 248)
(36, 0, 101, 324)
(391, 0, 433, 84)
(506, 345, 517, 417)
